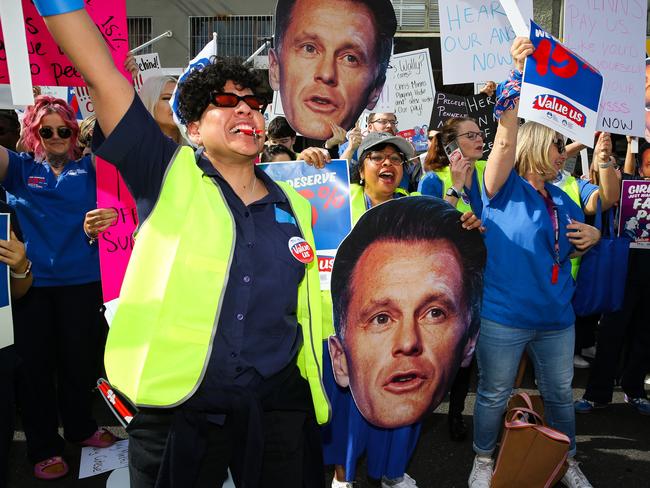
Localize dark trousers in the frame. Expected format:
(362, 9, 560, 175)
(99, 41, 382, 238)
(449, 361, 474, 417)
(13, 282, 104, 462)
(584, 276, 650, 403)
(574, 313, 599, 353)
(0, 347, 17, 488)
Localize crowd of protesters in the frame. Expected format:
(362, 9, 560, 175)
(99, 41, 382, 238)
(0, 3, 648, 488)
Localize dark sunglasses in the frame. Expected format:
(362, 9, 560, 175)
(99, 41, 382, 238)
(39, 126, 72, 139)
(552, 137, 566, 154)
(210, 92, 267, 112)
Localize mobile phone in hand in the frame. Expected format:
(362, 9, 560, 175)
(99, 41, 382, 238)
(444, 140, 464, 164)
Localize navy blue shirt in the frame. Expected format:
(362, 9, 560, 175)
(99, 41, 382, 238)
(2, 152, 99, 286)
(93, 96, 305, 399)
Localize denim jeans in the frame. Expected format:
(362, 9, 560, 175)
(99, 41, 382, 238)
(473, 318, 576, 457)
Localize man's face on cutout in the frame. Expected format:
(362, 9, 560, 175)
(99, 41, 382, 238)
(329, 239, 475, 428)
(269, 0, 384, 140)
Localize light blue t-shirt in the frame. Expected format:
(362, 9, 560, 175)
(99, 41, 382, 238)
(418, 170, 484, 215)
(3, 151, 100, 286)
(480, 169, 584, 330)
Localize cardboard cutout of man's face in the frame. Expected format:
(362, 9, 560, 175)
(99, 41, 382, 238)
(329, 238, 476, 429)
(269, 0, 391, 140)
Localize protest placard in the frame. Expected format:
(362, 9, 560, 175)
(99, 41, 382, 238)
(466, 94, 497, 157)
(0, 0, 33, 106)
(259, 160, 352, 290)
(431, 92, 468, 129)
(133, 53, 163, 92)
(519, 21, 603, 147)
(79, 439, 129, 479)
(96, 158, 138, 303)
(439, 0, 533, 85)
(0, 214, 12, 349)
(0, 0, 130, 87)
(563, 0, 647, 137)
(619, 180, 650, 249)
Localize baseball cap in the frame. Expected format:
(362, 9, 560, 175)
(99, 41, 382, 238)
(357, 132, 415, 161)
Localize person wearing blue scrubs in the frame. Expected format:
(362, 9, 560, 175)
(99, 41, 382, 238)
(467, 38, 601, 488)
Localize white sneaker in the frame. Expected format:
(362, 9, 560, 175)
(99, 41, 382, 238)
(581, 346, 596, 359)
(561, 457, 593, 488)
(381, 473, 418, 488)
(331, 477, 354, 488)
(468, 456, 493, 488)
(573, 355, 590, 368)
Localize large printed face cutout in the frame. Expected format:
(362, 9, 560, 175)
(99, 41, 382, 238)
(269, 0, 395, 140)
(329, 238, 475, 428)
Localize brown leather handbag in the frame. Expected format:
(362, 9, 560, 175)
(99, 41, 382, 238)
(491, 392, 569, 488)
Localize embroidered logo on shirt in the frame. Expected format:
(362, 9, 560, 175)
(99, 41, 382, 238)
(66, 169, 88, 176)
(27, 176, 46, 189)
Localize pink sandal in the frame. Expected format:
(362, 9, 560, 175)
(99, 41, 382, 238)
(79, 428, 119, 448)
(34, 456, 69, 480)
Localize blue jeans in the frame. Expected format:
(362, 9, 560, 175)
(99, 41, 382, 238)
(473, 318, 576, 457)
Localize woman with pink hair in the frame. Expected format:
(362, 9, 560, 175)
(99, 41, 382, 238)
(0, 95, 116, 480)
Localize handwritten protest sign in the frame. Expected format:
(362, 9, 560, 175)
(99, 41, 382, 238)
(79, 439, 129, 479)
(259, 160, 352, 290)
(466, 94, 497, 157)
(519, 21, 603, 147)
(0, 214, 12, 349)
(0, 0, 130, 87)
(439, 0, 533, 85)
(619, 180, 650, 249)
(96, 158, 138, 303)
(431, 93, 468, 129)
(133, 53, 163, 91)
(563, 0, 646, 137)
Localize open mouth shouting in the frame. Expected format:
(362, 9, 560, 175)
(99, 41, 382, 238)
(229, 124, 263, 138)
(377, 168, 397, 186)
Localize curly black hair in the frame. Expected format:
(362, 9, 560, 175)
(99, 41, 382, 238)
(176, 56, 264, 124)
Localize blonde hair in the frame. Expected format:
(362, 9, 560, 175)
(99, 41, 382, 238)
(515, 121, 557, 178)
(138, 75, 178, 116)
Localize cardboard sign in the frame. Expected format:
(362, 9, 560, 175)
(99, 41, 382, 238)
(0, 0, 130, 87)
(431, 92, 469, 129)
(619, 180, 650, 249)
(563, 0, 647, 137)
(519, 21, 603, 147)
(439, 0, 533, 85)
(133, 53, 163, 92)
(259, 160, 352, 290)
(0, 214, 13, 349)
(466, 94, 497, 157)
(96, 158, 138, 303)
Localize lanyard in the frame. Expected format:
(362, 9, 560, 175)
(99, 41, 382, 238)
(539, 191, 561, 284)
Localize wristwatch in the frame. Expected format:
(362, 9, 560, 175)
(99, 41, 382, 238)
(10, 259, 32, 279)
(446, 186, 462, 199)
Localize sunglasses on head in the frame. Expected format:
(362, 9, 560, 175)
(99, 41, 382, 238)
(210, 92, 267, 112)
(39, 126, 72, 139)
(552, 137, 566, 154)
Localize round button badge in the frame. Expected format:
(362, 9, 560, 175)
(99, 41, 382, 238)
(288, 236, 314, 264)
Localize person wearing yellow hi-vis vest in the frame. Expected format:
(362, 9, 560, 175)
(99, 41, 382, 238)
(321, 132, 483, 488)
(29, 6, 333, 482)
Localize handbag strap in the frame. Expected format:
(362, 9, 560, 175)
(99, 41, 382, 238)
(592, 197, 603, 231)
(505, 407, 545, 427)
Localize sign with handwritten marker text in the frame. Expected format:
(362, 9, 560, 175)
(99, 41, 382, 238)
(0, 0, 130, 87)
(563, 0, 646, 137)
(259, 160, 352, 290)
(96, 158, 138, 303)
(439, 0, 533, 85)
(0, 214, 13, 349)
(519, 21, 603, 147)
(465, 94, 497, 158)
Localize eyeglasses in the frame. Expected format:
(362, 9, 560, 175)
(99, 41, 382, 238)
(366, 151, 404, 166)
(38, 126, 72, 139)
(457, 131, 485, 141)
(370, 118, 398, 127)
(552, 138, 566, 154)
(210, 92, 267, 112)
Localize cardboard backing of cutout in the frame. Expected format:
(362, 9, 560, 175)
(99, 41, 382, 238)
(269, 0, 397, 141)
(328, 197, 486, 428)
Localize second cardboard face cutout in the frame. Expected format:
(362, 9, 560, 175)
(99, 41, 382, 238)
(328, 197, 486, 428)
(269, 0, 397, 141)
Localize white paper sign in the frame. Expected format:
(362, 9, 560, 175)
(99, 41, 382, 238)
(133, 53, 163, 92)
(563, 0, 647, 137)
(0, 0, 34, 106)
(78, 439, 128, 479)
(439, 0, 533, 85)
(74, 86, 94, 120)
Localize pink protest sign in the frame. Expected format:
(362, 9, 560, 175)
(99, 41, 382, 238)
(0, 0, 129, 87)
(96, 157, 138, 303)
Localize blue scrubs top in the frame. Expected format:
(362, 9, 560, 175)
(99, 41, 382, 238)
(418, 169, 484, 215)
(3, 152, 99, 286)
(480, 169, 584, 330)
